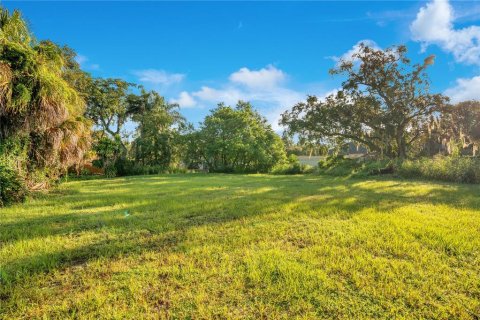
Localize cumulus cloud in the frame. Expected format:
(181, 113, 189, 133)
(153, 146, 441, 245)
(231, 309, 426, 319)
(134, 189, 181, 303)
(170, 91, 197, 108)
(134, 69, 185, 86)
(192, 84, 304, 131)
(169, 65, 317, 131)
(159, 65, 336, 130)
(228, 65, 286, 89)
(410, 0, 480, 65)
(192, 86, 244, 105)
(444, 76, 480, 103)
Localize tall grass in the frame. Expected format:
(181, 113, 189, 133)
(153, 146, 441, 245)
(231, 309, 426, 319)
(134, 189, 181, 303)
(398, 156, 480, 184)
(317, 155, 480, 184)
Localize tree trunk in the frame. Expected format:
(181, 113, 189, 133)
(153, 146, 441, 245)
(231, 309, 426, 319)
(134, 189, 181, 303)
(396, 131, 407, 159)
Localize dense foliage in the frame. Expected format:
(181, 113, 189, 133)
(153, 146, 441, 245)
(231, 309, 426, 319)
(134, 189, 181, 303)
(0, 8, 91, 201)
(317, 155, 480, 184)
(87, 82, 189, 176)
(0, 162, 26, 206)
(419, 100, 480, 157)
(86, 89, 286, 176)
(271, 154, 314, 175)
(131, 90, 187, 169)
(195, 102, 286, 173)
(398, 156, 480, 184)
(85, 78, 135, 162)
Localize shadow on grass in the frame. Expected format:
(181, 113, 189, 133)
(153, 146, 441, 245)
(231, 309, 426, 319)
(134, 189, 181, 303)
(1, 174, 479, 292)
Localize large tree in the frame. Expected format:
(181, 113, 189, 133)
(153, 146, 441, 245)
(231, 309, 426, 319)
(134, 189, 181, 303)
(85, 78, 136, 158)
(131, 90, 187, 168)
(197, 101, 286, 172)
(281, 44, 449, 158)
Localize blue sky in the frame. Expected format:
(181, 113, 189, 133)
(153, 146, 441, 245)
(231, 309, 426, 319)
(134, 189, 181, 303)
(3, 0, 480, 129)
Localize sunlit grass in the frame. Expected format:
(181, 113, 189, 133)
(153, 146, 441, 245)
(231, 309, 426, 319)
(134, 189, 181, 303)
(1, 174, 479, 319)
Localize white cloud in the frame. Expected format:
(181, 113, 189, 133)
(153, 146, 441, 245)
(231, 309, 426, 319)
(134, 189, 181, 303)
(444, 76, 480, 102)
(180, 65, 328, 131)
(134, 69, 185, 86)
(75, 54, 88, 65)
(191, 84, 305, 131)
(229, 65, 286, 89)
(155, 65, 334, 131)
(193, 86, 243, 105)
(75, 54, 100, 70)
(192, 68, 302, 108)
(410, 0, 480, 65)
(170, 91, 197, 108)
(330, 40, 380, 65)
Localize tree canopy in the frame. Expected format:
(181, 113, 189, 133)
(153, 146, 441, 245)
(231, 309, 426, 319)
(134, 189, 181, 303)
(131, 90, 187, 168)
(196, 101, 286, 172)
(281, 44, 449, 158)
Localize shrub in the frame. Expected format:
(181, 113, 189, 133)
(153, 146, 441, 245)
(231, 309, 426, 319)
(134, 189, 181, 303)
(104, 164, 117, 178)
(318, 156, 358, 176)
(0, 164, 27, 207)
(397, 156, 480, 184)
(318, 155, 346, 169)
(317, 154, 480, 184)
(318, 156, 394, 177)
(114, 158, 136, 176)
(128, 164, 166, 175)
(271, 155, 314, 175)
(103, 160, 189, 177)
(166, 167, 189, 174)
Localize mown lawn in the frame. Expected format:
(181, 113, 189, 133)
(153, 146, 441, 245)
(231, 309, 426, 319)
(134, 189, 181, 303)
(1, 174, 479, 319)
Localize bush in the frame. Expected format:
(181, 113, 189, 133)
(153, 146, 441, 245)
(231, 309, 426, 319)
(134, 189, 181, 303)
(318, 155, 346, 169)
(317, 154, 480, 184)
(138, 165, 189, 175)
(0, 164, 27, 207)
(104, 164, 117, 178)
(271, 155, 314, 175)
(318, 156, 394, 177)
(103, 159, 189, 177)
(397, 156, 480, 184)
(114, 158, 135, 176)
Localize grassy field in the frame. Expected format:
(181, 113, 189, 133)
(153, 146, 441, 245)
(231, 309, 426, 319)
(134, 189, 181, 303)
(1, 174, 479, 319)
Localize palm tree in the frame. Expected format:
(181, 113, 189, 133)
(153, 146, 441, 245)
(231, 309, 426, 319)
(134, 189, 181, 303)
(0, 7, 91, 184)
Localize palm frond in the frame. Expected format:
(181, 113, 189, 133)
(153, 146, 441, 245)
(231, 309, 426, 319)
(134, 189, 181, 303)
(0, 62, 12, 111)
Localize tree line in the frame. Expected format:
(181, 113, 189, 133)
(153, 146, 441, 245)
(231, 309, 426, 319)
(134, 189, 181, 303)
(86, 80, 286, 177)
(1, 8, 479, 205)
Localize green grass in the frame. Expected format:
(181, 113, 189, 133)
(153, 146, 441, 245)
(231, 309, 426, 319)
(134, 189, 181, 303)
(1, 174, 479, 319)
